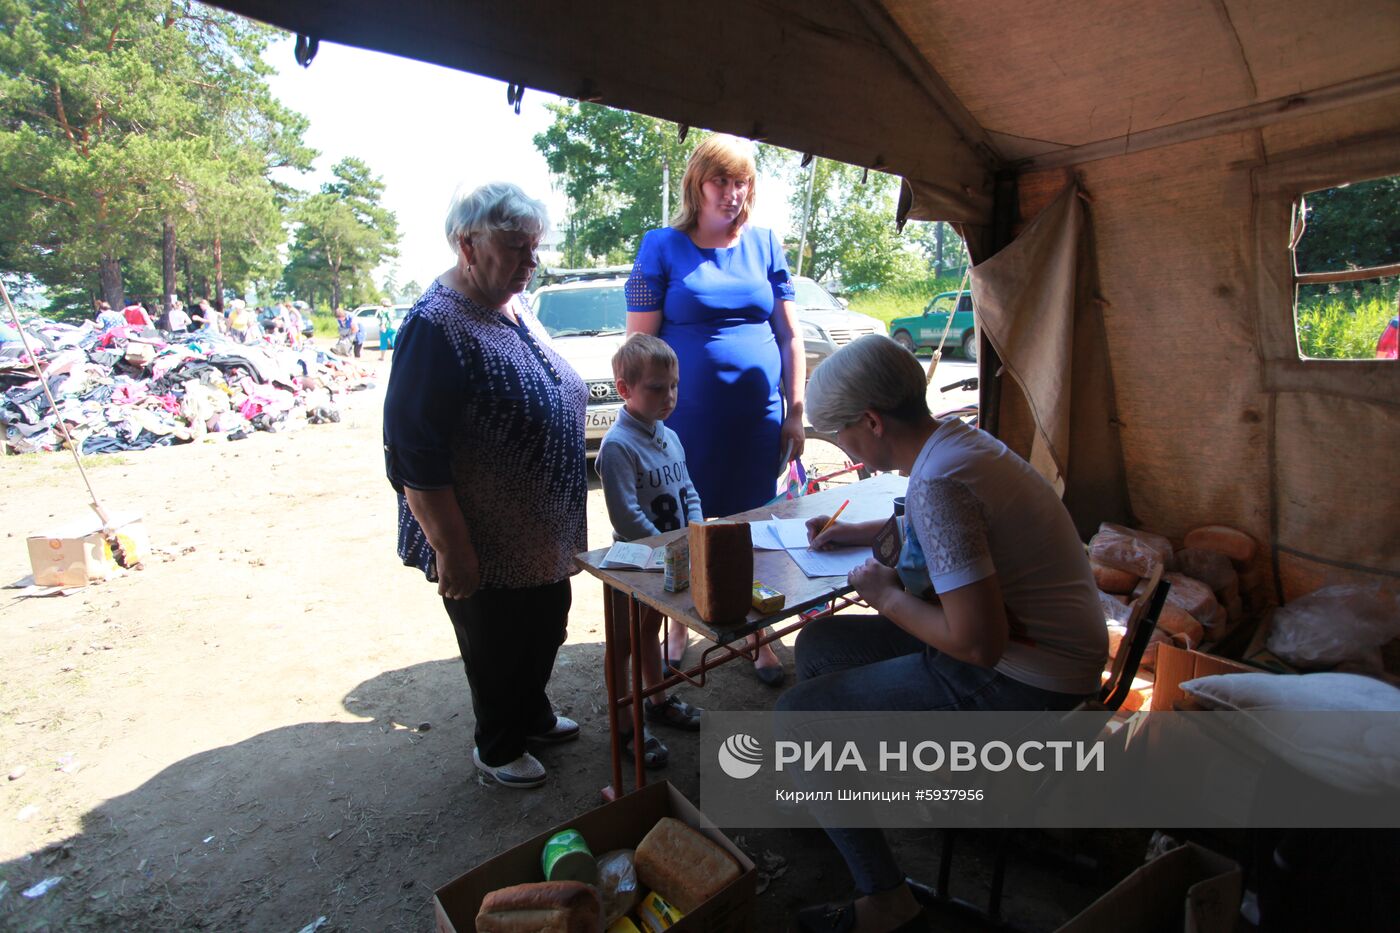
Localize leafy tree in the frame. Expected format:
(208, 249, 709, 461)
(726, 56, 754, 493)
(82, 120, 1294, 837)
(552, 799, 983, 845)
(400, 279, 423, 303)
(282, 157, 400, 309)
(786, 160, 919, 291)
(534, 103, 698, 265)
(1296, 175, 1399, 273)
(0, 0, 312, 316)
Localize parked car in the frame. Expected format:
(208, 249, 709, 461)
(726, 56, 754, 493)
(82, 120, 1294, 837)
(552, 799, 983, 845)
(790, 275, 887, 377)
(528, 279, 629, 455)
(350, 304, 412, 347)
(889, 290, 977, 361)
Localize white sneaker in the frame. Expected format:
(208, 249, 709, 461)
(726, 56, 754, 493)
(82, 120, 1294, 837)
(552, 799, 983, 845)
(528, 715, 580, 745)
(473, 748, 547, 789)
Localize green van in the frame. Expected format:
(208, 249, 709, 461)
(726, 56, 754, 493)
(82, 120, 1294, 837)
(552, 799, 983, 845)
(889, 290, 976, 361)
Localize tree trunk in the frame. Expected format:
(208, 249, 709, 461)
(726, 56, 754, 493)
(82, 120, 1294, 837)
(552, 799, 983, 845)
(935, 222, 945, 274)
(182, 252, 193, 304)
(99, 256, 125, 309)
(162, 218, 177, 313)
(331, 260, 342, 310)
(213, 234, 224, 310)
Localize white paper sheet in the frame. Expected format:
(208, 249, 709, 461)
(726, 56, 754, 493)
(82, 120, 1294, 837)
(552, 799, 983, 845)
(786, 546, 872, 578)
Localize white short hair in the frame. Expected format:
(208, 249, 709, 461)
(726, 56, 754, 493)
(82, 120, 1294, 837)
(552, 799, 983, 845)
(806, 335, 931, 432)
(444, 182, 549, 252)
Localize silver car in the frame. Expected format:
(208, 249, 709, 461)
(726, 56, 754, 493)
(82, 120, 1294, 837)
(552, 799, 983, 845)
(350, 304, 412, 347)
(790, 275, 887, 377)
(528, 280, 629, 456)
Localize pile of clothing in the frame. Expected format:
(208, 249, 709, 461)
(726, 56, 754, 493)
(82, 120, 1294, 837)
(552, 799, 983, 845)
(1, 317, 370, 455)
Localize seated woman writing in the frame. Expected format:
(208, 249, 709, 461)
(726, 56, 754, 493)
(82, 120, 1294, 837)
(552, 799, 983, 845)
(779, 335, 1107, 933)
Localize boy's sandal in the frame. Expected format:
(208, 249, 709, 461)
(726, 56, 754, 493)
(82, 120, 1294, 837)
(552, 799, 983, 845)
(645, 695, 703, 732)
(620, 727, 669, 770)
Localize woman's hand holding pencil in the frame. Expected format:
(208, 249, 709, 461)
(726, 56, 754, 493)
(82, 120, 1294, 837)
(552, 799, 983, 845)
(805, 499, 849, 550)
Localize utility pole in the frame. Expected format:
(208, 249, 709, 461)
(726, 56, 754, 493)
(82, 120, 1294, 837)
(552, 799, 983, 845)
(661, 153, 670, 227)
(795, 157, 817, 278)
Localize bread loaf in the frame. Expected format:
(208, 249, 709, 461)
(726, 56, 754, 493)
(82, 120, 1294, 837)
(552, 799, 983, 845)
(1164, 573, 1219, 627)
(476, 881, 601, 933)
(1174, 548, 1238, 597)
(689, 521, 753, 624)
(634, 817, 741, 913)
(1183, 525, 1257, 565)
(1156, 604, 1205, 648)
(1092, 561, 1139, 594)
(1090, 523, 1174, 575)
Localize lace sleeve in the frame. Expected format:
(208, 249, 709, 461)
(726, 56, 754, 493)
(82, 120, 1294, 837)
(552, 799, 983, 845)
(626, 231, 666, 312)
(907, 475, 997, 591)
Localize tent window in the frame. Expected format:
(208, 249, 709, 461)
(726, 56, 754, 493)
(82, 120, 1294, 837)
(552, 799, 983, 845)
(1290, 175, 1399, 360)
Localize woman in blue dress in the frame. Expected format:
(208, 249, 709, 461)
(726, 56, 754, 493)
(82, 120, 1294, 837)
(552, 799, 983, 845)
(626, 134, 806, 685)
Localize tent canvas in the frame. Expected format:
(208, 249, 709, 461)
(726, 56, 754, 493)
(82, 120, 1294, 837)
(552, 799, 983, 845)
(208, 0, 1400, 599)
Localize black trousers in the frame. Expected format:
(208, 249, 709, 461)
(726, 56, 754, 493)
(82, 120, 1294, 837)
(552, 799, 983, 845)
(443, 578, 571, 766)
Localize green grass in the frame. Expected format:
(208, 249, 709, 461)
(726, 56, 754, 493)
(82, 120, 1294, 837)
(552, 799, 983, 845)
(845, 274, 966, 326)
(1295, 284, 1397, 359)
(310, 310, 339, 339)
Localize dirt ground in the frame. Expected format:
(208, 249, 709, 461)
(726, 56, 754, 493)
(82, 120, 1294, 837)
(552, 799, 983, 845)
(0, 358, 1147, 931)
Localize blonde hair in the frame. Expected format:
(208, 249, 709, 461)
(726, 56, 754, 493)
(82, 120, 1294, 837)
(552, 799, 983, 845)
(806, 335, 931, 432)
(672, 134, 757, 233)
(612, 333, 678, 385)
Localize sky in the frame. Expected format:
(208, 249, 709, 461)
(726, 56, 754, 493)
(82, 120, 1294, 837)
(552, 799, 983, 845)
(262, 37, 793, 291)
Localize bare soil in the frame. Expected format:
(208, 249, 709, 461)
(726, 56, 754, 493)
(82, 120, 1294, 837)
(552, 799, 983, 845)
(1, 359, 1145, 931)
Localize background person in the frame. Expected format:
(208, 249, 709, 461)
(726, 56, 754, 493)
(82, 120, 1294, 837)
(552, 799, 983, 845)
(625, 133, 805, 685)
(377, 298, 397, 361)
(778, 335, 1108, 933)
(382, 182, 588, 790)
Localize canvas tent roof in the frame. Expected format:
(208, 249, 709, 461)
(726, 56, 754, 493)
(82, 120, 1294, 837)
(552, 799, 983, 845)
(213, 0, 1400, 597)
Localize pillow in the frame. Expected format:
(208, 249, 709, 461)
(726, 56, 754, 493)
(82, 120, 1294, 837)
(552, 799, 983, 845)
(1180, 672, 1400, 795)
(1181, 672, 1400, 712)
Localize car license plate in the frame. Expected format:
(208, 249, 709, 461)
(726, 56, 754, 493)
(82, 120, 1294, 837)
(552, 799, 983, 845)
(586, 406, 620, 432)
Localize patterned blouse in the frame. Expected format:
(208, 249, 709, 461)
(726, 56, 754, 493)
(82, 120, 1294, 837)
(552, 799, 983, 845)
(383, 280, 588, 589)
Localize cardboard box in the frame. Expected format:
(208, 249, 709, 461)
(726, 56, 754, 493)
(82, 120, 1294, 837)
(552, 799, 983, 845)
(434, 780, 755, 933)
(1057, 842, 1242, 933)
(1150, 644, 1259, 711)
(26, 514, 147, 587)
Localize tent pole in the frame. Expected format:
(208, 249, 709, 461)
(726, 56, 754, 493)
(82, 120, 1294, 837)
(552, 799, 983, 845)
(978, 170, 1019, 439)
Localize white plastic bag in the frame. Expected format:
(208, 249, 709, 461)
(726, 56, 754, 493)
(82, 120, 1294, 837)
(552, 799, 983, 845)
(1266, 584, 1400, 668)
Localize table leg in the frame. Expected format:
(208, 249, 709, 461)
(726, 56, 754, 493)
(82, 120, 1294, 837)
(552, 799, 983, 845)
(602, 583, 624, 801)
(629, 592, 647, 790)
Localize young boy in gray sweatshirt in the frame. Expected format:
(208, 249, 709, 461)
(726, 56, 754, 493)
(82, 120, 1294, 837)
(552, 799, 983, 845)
(595, 334, 704, 769)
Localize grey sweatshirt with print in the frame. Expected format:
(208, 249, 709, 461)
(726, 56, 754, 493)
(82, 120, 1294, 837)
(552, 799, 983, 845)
(595, 407, 705, 541)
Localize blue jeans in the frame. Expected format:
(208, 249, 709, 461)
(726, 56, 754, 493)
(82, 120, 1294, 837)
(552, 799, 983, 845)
(775, 614, 1090, 896)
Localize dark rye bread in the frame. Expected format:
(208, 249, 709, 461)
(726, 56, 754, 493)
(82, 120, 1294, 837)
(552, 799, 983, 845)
(689, 520, 752, 624)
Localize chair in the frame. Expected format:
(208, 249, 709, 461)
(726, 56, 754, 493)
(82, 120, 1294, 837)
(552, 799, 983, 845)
(923, 570, 1172, 928)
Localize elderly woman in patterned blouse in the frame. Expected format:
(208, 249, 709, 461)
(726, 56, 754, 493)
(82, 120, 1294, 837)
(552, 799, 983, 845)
(383, 182, 588, 790)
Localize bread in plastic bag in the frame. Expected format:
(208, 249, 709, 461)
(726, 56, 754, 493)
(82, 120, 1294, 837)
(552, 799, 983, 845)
(596, 848, 640, 926)
(1090, 523, 1173, 575)
(1266, 584, 1400, 669)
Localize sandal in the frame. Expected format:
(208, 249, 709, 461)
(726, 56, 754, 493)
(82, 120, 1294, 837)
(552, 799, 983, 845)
(645, 695, 703, 732)
(620, 727, 669, 769)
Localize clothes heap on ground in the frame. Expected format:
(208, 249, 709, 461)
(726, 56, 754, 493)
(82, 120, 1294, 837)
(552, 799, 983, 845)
(0, 315, 372, 455)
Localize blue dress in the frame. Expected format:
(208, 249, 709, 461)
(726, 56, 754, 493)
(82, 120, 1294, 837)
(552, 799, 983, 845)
(626, 226, 796, 517)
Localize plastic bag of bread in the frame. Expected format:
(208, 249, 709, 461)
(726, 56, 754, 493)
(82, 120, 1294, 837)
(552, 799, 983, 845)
(1163, 573, 1220, 627)
(1097, 589, 1132, 625)
(634, 817, 741, 913)
(595, 849, 640, 927)
(1089, 523, 1172, 576)
(1155, 603, 1205, 649)
(1266, 583, 1400, 668)
(476, 880, 601, 933)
